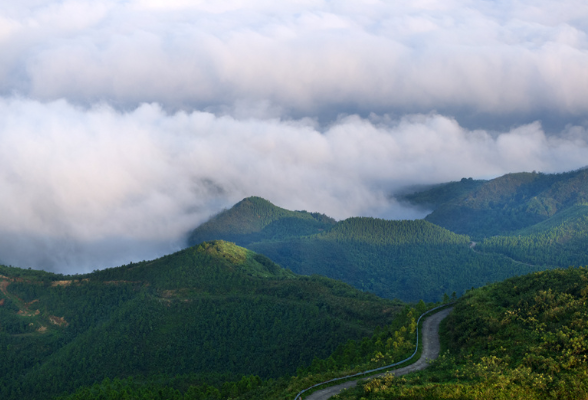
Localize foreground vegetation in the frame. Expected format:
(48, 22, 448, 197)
(334, 267, 588, 400)
(11, 267, 587, 400)
(56, 301, 437, 400)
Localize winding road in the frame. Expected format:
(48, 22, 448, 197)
(304, 307, 453, 400)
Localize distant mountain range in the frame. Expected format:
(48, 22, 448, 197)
(407, 167, 588, 237)
(406, 167, 588, 268)
(186, 168, 588, 302)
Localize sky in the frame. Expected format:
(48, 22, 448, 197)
(1, 0, 588, 273)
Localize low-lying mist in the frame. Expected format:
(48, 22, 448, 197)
(1, 98, 587, 273)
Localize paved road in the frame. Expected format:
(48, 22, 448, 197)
(304, 307, 453, 400)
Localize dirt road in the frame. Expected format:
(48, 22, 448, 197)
(304, 307, 453, 400)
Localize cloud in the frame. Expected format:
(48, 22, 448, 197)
(1, 98, 587, 272)
(0, 0, 587, 128)
(1, 1, 587, 272)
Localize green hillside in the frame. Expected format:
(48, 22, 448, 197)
(57, 300, 442, 400)
(335, 267, 588, 400)
(402, 177, 486, 210)
(399, 168, 588, 270)
(405, 168, 588, 238)
(53, 268, 588, 400)
(188, 196, 336, 246)
(0, 241, 401, 400)
(249, 217, 549, 302)
(188, 198, 557, 302)
(475, 204, 588, 267)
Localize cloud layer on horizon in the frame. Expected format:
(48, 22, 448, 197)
(1, 98, 588, 273)
(0, 0, 587, 128)
(1, 0, 588, 272)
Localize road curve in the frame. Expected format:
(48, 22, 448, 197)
(304, 307, 453, 400)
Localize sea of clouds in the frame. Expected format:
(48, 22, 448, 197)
(1, 0, 587, 272)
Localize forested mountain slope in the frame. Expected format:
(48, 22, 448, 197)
(57, 297, 442, 400)
(188, 198, 555, 302)
(401, 168, 588, 268)
(188, 196, 336, 246)
(55, 268, 588, 400)
(402, 177, 486, 210)
(0, 241, 401, 400)
(405, 168, 588, 238)
(249, 218, 548, 302)
(476, 204, 588, 267)
(336, 267, 588, 400)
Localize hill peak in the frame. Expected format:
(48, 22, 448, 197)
(236, 196, 275, 206)
(187, 197, 336, 246)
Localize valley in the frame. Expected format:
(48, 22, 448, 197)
(1, 168, 587, 399)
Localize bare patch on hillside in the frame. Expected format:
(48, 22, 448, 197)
(49, 316, 68, 327)
(0, 279, 11, 295)
(18, 309, 40, 317)
(161, 290, 177, 298)
(104, 280, 142, 286)
(51, 280, 73, 287)
(51, 279, 90, 287)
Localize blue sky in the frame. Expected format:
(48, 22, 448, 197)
(1, 0, 588, 272)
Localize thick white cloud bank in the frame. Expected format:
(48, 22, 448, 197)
(0, 0, 587, 125)
(1, 1, 588, 272)
(1, 98, 587, 272)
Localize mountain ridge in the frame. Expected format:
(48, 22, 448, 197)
(188, 196, 555, 302)
(403, 168, 588, 237)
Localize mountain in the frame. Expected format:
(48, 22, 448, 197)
(335, 267, 588, 400)
(475, 203, 588, 267)
(402, 168, 588, 268)
(188, 196, 336, 246)
(404, 168, 588, 238)
(402, 177, 486, 210)
(189, 198, 554, 302)
(0, 241, 401, 400)
(247, 217, 547, 302)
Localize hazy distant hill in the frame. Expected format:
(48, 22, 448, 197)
(476, 203, 588, 267)
(402, 177, 486, 210)
(405, 168, 588, 238)
(248, 217, 547, 302)
(402, 168, 588, 268)
(188, 196, 336, 246)
(188, 198, 551, 302)
(0, 241, 400, 400)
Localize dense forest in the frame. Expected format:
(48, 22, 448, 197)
(0, 241, 402, 400)
(54, 300, 441, 400)
(475, 204, 588, 267)
(249, 219, 550, 302)
(334, 267, 588, 400)
(188, 197, 559, 302)
(405, 168, 588, 238)
(21, 268, 588, 400)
